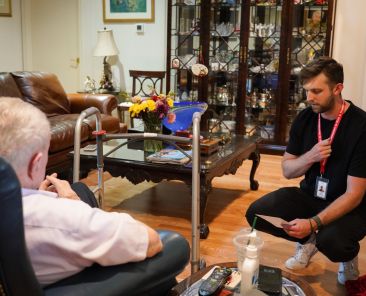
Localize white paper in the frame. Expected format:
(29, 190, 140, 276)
(256, 214, 291, 228)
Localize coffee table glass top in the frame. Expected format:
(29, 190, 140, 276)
(81, 138, 189, 165)
(79, 135, 257, 170)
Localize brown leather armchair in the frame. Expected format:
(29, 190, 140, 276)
(0, 71, 126, 176)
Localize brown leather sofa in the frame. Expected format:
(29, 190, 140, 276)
(0, 71, 125, 176)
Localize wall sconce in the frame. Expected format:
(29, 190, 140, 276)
(93, 28, 119, 91)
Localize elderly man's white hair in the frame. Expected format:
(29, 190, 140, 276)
(0, 97, 51, 172)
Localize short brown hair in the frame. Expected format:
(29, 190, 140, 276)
(300, 56, 344, 86)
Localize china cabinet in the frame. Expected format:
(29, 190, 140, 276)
(166, 0, 335, 153)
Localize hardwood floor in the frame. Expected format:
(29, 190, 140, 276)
(84, 154, 365, 296)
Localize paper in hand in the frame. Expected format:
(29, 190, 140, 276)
(256, 214, 292, 228)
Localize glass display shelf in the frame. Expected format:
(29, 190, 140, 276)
(167, 0, 335, 152)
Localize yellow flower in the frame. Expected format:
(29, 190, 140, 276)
(140, 100, 148, 111)
(128, 103, 140, 117)
(146, 99, 156, 111)
(167, 98, 174, 107)
(159, 94, 167, 100)
(128, 92, 174, 121)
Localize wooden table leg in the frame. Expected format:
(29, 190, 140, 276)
(199, 179, 212, 239)
(249, 150, 260, 190)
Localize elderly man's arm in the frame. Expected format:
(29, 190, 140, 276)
(39, 174, 80, 200)
(143, 224, 163, 257)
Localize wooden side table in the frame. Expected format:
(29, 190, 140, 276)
(77, 89, 121, 96)
(168, 262, 316, 296)
(117, 102, 133, 126)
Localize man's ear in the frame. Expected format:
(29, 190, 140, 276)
(28, 152, 43, 179)
(333, 83, 344, 96)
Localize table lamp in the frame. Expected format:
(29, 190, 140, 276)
(93, 28, 119, 91)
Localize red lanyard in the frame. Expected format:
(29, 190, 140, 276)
(317, 100, 346, 175)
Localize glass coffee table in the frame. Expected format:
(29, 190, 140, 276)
(168, 262, 316, 296)
(77, 134, 260, 238)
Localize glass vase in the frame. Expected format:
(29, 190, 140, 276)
(143, 121, 163, 153)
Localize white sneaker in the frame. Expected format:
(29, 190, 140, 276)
(337, 256, 359, 285)
(285, 234, 318, 270)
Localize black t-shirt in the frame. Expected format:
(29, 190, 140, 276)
(286, 101, 366, 202)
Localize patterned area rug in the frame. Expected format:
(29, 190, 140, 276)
(89, 176, 157, 209)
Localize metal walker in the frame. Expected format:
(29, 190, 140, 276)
(73, 107, 205, 274)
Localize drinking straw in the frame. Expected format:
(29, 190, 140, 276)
(247, 216, 258, 246)
(251, 216, 258, 232)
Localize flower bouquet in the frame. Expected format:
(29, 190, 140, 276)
(129, 92, 175, 152)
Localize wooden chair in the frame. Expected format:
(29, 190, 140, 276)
(130, 70, 165, 97)
(118, 70, 166, 128)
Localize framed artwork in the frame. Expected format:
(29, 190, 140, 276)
(103, 0, 155, 23)
(0, 0, 12, 17)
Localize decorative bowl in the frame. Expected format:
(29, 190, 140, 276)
(163, 101, 208, 133)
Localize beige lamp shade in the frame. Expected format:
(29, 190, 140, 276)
(93, 29, 119, 57)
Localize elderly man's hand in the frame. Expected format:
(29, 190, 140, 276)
(39, 173, 58, 192)
(39, 174, 80, 200)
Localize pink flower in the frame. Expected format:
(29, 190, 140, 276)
(167, 112, 176, 124)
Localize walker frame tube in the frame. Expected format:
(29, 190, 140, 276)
(191, 112, 201, 274)
(73, 110, 203, 273)
(73, 107, 104, 207)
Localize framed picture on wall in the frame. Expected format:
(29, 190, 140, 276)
(0, 0, 12, 17)
(103, 0, 155, 23)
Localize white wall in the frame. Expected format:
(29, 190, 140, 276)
(79, 0, 167, 93)
(0, 0, 23, 71)
(22, 0, 80, 92)
(332, 0, 366, 109)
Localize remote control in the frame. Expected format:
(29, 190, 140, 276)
(198, 267, 232, 296)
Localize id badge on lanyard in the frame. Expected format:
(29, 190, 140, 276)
(315, 100, 345, 199)
(314, 176, 329, 199)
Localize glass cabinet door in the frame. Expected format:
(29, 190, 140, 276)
(166, 0, 335, 153)
(169, 0, 201, 102)
(287, 0, 332, 141)
(245, 0, 283, 142)
(206, 0, 242, 133)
